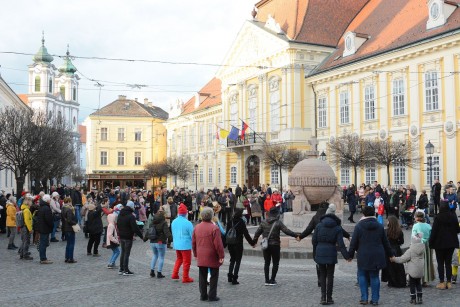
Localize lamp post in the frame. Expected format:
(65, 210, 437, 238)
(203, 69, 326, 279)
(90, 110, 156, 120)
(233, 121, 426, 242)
(319, 150, 327, 161)
(194, 164, 198, 192)
(425, 140, 434, 187)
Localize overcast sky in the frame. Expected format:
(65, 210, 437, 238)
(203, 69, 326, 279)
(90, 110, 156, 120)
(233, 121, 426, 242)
(0, 0, 255, 122)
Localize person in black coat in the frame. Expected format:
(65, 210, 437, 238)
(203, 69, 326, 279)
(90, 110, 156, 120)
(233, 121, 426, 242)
(346, 186, 357, 223)
(225, 209, 255, 285)
(117, 201, 144, 275)
(36, 195, 54, 263)
(86, 203, 103, 256)
(313, 214, 349, 305)
(429, 202, 460, 289)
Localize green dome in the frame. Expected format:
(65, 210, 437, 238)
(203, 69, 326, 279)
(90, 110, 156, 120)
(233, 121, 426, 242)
(58, 48, 77, 74)
(33, 37, 54, 63)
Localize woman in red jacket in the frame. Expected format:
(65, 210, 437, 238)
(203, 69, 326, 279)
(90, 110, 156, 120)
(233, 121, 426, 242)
(264, 195, 275, 219)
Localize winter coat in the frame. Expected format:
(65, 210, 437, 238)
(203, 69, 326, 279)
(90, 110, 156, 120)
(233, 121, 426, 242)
(170, 202, 178, 220)
(299, 206, 328, 239)
(412, 222, 431, 244)
(145, 212, 172, 244)
(106, 214, 119, 247)
(71, 189, 82, 206)
(50, 198, 61, 215)
(312, 214, 348, 265)
(6, 202, 17, 227)
(393, 242, 425, 278)
(250, 197, 262, 217)
(192, 220, 225, 268)
(21, 204, 33, 232)
(429, 207, 460, 250)
(263, 197, 275, 212)
(348, 217, 394, 270)
(117, 207, 143, 240)
(86, 204, 103, 234)
(36, 200, 53, 234)
(417, 194, 428, 209)
(272, 193, 283, 206)
(347, 189, 358, 213)
(171, 215, 193, 250)
(138, 205, 147, 222)
(253, 211, 296, 246)
(61, 204, 77, 233)
(225, 217, 254, 246)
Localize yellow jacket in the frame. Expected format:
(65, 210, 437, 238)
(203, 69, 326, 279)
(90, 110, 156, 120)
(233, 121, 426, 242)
(21, 204, 32, 232)
(6, 203, 17, 227)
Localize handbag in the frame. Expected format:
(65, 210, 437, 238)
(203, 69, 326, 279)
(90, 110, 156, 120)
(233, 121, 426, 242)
(107, 242, 119, 249)
(72, 224, 81, 233)
(236, 197, 244, 209)
(261, 221, 277, 250)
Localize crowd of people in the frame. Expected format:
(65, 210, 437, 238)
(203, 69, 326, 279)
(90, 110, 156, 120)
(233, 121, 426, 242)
(0, 179, 459, 305)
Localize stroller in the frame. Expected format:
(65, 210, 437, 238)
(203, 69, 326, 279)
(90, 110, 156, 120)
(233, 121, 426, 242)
(401, 205, 416, 230)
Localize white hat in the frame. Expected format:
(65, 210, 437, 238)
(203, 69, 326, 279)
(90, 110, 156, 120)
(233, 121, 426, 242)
(52, 192, 60, 198)
(42, 194, 51, 203)
(326, 203, 336, 215)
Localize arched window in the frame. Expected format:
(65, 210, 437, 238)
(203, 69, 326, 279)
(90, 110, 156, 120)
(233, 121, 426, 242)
(248, 85, 257, 131)
(48, 78, 53, 93)
(34, 76, 41, 92)
(269, 77, 280, 132)
(60, 85, 65, 99)
(72, 86, 77, 101)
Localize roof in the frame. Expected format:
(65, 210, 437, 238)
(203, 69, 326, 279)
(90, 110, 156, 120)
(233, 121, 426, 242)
(33, 37, 54, 63)
(255, 0, 369, 46)
(18, 94, 29, 105)
(78, 125, 86, 143)
(314, 0, 460, 73)
(181, 77, 221, 115)
(58, 50, 77, 74)
(90, 96, 169, 120)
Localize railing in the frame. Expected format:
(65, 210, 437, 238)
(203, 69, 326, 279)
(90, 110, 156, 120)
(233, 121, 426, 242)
(227, 132, 267, 147)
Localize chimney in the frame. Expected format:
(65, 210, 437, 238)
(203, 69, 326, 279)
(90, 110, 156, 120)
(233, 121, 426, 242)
(144, 98, 153, 107)
(118, 95, 127, 100)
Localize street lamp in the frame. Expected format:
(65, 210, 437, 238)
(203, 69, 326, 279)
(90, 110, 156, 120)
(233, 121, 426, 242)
(319, 151, 327, 161)
(425, 140, 434, 187)
(194, 164, 198, 192)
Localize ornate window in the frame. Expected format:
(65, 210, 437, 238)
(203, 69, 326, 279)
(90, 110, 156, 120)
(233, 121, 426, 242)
(318, 97, 327, 128)
(199, 167, 204, 183)
(248, 86, 258, 131)
(34, 76, 41, 92)
(364, 85, 375, 120)
(339, 91, 350, 124)
(392, 79, 405, 116)
(393, 162, 406, 185)
(425, 71, 439, 111)
(229, 94, 238, 127)
(72, 86, 77, 101)
(269, 78, 280, 132)
(48, 78, 53, 93)
(230, 166, 237, 184)
(270, 165, 279, 184)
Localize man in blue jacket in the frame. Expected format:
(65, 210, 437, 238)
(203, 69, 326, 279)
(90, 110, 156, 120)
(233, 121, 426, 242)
(348, 206, 394, 306)
(171, 203, 194, 283)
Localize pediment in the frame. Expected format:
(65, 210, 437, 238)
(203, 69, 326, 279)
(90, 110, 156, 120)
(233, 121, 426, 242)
(217, 20, 290, 82)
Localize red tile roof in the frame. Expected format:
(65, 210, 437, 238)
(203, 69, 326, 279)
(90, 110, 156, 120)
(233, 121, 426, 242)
(18, 94, 29, 105)
(91, 96, 168, 120)
(255, 0, 369, 46)
(181, 78, 221, 115)
(315, 0, 460, 73)
(78, 125, 86, 143)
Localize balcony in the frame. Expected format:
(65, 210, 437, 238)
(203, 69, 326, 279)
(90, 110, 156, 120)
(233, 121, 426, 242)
(227, 132, 267, 148)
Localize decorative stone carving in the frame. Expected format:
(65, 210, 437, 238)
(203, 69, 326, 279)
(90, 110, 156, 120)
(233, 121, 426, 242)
(410, 125, 418, 137)
(445, 121, 454, 133)
(379, 129, 387, 140)
(430, 115, 435, 122)
(264, 14, 284, 34)
(329, 136, 335, 144)
(369, 124, 373, 130)
(397, 120, 402, 127)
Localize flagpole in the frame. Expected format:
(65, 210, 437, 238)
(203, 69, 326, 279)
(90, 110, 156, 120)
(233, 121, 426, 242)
(238, 118, 268, 145)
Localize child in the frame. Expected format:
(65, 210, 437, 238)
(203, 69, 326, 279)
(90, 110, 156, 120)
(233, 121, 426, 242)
(374, 192, 384, 224)
(412, 211, 434, 286)
(391, 233, 425, 305)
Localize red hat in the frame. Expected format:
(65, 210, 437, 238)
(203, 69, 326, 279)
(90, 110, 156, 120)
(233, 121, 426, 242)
(178, 203, 188, 215)
(21, 191, 27, 196)
(375, 192, 380, 197)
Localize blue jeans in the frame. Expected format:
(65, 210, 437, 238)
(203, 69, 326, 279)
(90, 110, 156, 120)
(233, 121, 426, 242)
(65, 231, 75, 260)
(358, 268, 380, 303)
(151, 243, 166, 272)
(424, 208, 431, 224)
(51, 219, 59, 239)
(75, 205, 82, 225)
(109, 246, 120, 265)
(39, 233, 50, 261)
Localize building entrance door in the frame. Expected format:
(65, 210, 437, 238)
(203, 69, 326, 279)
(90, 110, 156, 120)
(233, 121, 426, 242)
(247, 155, 260, 189)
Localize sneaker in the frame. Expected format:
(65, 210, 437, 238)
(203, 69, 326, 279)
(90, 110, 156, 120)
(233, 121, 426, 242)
(410, 299, 416, 305)
(87, 253, 92, 256)
(50, 238, 59, 242)
(40, 260, 53, 264)
(123, 270, 134, 276)
(107, 264, 115, 269)
(171, 274, 180, 280)
(23, 256, 33, 260)
(67, 259, 77, 263)
(93, 254, 101, 257)
(157, 272, 165, 279)
(269, 280, 277, 286)
(118, 269, 124, 275)
(265, 281, 271, 286)
(369, 301, 378, 306)
(359, 301, 368, 305)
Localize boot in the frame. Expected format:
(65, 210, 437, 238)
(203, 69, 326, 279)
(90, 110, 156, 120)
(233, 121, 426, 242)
(157, 272, 165, 278)
(416, 293, 422, 304)
(410, 294, 416, 304)
(7, 244, 15, 250)
(232, 275, 239, 285)
(228, 273, 233, 283)
(320, 295, 327, 305)
(150, 269, 155, 278)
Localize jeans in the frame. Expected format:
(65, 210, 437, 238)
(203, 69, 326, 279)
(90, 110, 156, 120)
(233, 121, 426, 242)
(263, 244, 281, 282)
(199, 266, 219, 300)
(51, 219, 60, 239)
(102, 226, 107, 244)
(358, 268, 380, 303)
(409, 276, 422, 300)
(424, 208, 431, 224)
(109, 245, 120, 265)
(150, 243, 166, 272)
(75, 205, 82, 225)
(65, 231, 75, 260)
(87, 233, 101, 254)
(120, 239, 133, 272)
(318, 264, 335, 299)
(20, 227, 30, 257)
(39, 233, 50, 261)
(435, 248, 455, 282)
(228, 243, 243, 277)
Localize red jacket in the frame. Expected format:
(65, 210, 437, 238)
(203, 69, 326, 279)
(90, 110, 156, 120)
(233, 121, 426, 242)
(264, 196, 275, 212)
(192, 221, 225, 268)
(271, 193, 283, 205)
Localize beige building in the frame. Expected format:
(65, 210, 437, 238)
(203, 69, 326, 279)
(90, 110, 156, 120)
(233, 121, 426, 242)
(85, 96, 168, 190)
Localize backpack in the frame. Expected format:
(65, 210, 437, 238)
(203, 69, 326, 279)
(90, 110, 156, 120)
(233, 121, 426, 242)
(147, 223, 158, 241)
(16, 211, 24, 227)
(225, 220, 240, 245)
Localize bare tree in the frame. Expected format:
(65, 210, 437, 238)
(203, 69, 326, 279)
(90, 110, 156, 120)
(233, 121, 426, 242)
(263, 144, 306, 192)
(368, 139, 420, 186)
(0, 107, 76, 196)
(327, 134, 371, 186)
(166, 156, 193, 187)
(144, 161, 168, 186)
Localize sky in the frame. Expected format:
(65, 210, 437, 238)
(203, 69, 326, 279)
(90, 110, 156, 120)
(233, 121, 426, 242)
(0, 0, 256, 122)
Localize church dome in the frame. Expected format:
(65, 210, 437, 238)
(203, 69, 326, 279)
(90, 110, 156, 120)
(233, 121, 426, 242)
(58, 48, 77, 74)
(33, 37, 54, 63)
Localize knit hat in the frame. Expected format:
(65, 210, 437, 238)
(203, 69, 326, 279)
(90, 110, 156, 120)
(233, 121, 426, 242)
(375, 192, 380, 197)
(411, 233, 423, 244)
(326, 203, 336, 215)
(52, 191, 60, 198)
(178, 203, 188, 215)
(42, 194, 51, 203)
(126, 200, 134, 210)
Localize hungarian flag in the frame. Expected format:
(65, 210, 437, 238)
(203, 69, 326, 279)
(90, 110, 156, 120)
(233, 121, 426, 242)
(241, 120, 249, 139)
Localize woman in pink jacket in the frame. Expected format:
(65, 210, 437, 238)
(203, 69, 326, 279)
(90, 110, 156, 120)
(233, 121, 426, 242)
(106, 213, 120, 269)
(192, 207, 225, 302)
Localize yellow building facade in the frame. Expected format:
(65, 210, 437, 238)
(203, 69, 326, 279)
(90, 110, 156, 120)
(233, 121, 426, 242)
(85, 95, 167, 190)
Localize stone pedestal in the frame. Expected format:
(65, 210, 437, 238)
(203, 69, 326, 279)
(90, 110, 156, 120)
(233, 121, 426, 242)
(282, 212, 316, 233)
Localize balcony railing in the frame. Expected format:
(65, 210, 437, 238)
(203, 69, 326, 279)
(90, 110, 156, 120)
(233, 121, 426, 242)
(227, 132, 267, 148)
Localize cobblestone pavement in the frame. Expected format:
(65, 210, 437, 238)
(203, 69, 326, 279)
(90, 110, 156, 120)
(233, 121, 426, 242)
(0, 230, 458, 307)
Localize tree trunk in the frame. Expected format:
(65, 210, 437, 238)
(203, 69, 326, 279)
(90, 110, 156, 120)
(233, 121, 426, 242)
(354, 165, 358, 186)
(279, 165, 283, 192)
(15, 176, 25, 198)
(386, 164, 391, 186)
(174, 175, 177, 187)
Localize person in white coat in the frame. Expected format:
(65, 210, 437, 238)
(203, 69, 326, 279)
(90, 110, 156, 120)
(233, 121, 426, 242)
(50, 192, 61, 242)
